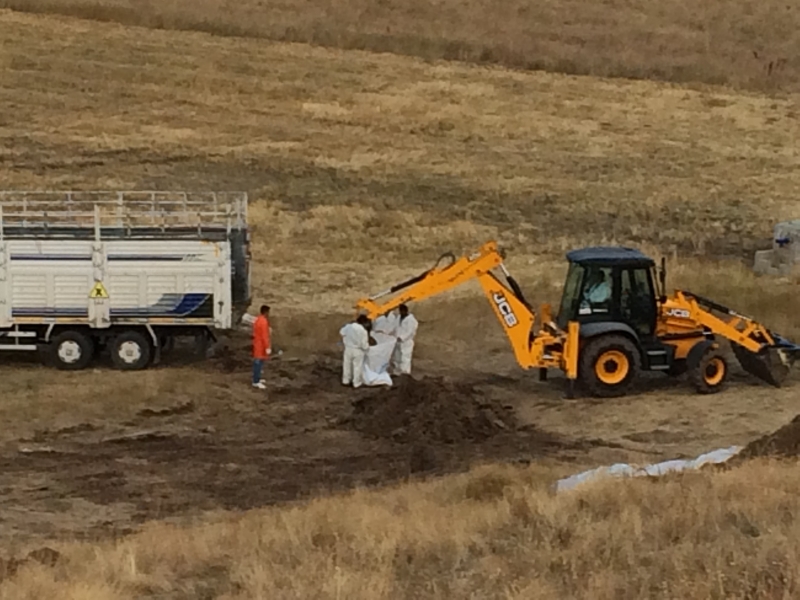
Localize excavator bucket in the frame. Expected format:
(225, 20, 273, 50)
(732, 334, 800, 387)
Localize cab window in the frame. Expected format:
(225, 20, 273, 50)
(580, 266, 613, 314)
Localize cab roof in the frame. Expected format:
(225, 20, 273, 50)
(566, 246, 655, 267)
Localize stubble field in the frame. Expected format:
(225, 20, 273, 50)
(3, 0, 800, 92)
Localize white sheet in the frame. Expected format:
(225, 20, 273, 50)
(362, 336, 396, 387)
(554, 445, 743, 493)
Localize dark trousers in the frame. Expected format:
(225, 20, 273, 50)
(252, 359, 264, 384)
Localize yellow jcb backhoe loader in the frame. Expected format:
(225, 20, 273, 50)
(355, 241, 800, 398)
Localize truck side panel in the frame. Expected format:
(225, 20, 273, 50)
(5, 239, 232, 328)
(12, 276, 92, 318)
(6, 240, 93, 319)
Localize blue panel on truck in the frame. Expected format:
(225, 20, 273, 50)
(109, 293, 213, 318)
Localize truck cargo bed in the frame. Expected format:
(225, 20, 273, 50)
(0, 191, 252, 370)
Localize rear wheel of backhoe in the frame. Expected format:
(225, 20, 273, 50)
(579, 335, 640, 398)
(689, 349, 728, 394)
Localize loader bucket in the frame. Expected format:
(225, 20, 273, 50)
(732, 335, 800, 387)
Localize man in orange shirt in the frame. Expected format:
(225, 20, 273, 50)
(252, 304, 271, 389)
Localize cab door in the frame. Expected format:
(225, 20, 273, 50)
(620, 267, 657, 338)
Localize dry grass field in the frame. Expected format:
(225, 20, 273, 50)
(1, 6, 800, 599)
(2, 0, 800, 92)
(1, 10, 799, 307)
(3, 460, 800, 600)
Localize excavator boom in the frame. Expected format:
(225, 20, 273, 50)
(355, 241, 580, 382)
(356, 241, 506, 317)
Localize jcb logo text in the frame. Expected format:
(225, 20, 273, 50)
(493, 292, 518, 328)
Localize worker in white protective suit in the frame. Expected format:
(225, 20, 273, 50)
(339, 314, 371, 388)
(390, 303, 418, 375)
(371, 309, 399, 347)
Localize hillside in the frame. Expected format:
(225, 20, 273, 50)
(1, 8, 800, 600)
(1, 8, 798, 327)
(2, 0, 799, 93)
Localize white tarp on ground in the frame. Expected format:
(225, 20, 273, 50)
(363, 335, 396, 387)
(554, 445, 743, 493)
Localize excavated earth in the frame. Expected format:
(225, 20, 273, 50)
(347, 376, 519, 444)
(737, 414, 800, 459)
(0, 346, 595, 545)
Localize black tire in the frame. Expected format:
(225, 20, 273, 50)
(579, 335, 641, 398)
(49, 330, 94, 371)
(110, 330, 152, 371)
(689, 349, 728, 394)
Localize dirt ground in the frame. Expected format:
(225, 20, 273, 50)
(1, 330, 798, 549)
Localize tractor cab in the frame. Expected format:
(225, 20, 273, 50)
(556, 247, 660, 341)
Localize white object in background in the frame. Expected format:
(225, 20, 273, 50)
(363, 338, 395, 387)
(554, 445, 743, 493)
(371, 331, 396, 346)
(373, 312, 399, 336)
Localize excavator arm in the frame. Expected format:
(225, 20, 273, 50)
(355, 241, 580, 380)
(356, 241, 508, 317)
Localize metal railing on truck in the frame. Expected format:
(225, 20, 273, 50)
(0, 191, 248, 240)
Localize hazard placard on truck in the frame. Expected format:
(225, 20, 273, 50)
(0, 191, 252, 371)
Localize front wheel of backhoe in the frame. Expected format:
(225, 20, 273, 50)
(579, 335, 641, 398)
(689, 349, 728, 394)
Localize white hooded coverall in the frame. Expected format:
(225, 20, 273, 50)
(392, 313, 418, 375)
(340, 321, 369, 387)
(373, 312, 399, 336)
(371, 312, 400, 348)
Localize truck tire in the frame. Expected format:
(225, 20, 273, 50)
(50, 330, 94, 371)
(110, 331, 152, 371)
(579, 335, 640, 398)
(689, 348, 728, 394)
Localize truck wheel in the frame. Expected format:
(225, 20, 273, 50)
(689, 349, 728, 394)
(111, 331, 152, 371)
(579, 335, 640, 398)
(50, 330, 94, 371)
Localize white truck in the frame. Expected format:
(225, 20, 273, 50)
(0, 191, 252, 370)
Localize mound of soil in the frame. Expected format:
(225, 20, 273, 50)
(738, 414, 800, 459)
(347, 376, 517, 444)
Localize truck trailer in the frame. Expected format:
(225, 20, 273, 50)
(0, 191, 251, 370)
